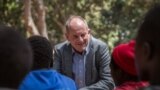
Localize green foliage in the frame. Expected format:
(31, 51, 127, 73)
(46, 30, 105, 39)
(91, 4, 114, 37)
(0, 0, 25, 35)
(86, 0, 160, 51)
(1, 0, 160, 50)
(44, 0, 160, 50)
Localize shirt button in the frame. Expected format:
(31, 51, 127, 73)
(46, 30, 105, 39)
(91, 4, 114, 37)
(80, 80, 82, 83)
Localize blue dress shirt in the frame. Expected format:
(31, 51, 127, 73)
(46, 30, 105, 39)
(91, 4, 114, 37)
(72, 44, 90, 88)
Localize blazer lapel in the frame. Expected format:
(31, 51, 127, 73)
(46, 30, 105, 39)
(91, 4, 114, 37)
(63, 43, 73, 78)
(85, 37, 95, 85)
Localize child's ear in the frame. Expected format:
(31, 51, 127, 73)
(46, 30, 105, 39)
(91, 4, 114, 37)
(143, 42, 152, 60)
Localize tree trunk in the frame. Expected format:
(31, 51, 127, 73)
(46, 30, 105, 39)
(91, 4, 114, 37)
(23, 0, 48, 39)
(23, 0, 39, 36)
(34, 0, 48, 39)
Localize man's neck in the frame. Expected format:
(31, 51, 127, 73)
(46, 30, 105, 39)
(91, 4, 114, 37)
(73, 48, 84, 55)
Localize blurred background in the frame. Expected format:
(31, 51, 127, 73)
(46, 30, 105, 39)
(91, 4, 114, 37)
(0, 0, 159, 51)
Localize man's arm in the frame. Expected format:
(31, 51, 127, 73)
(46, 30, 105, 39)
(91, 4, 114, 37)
(53, 46, 61, 72)
(80, 43, 115, 90)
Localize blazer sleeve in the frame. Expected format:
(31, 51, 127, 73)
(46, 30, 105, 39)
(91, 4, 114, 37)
(80, 43, 115, 90)
(53, 45, 62, 72)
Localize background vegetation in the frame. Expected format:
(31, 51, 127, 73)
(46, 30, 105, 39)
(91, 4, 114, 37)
(0, 0, 159, 51)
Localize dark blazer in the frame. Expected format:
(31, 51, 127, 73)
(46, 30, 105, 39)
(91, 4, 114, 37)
(53, 36, 114, 90)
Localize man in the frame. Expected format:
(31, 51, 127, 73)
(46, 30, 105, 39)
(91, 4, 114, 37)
(135, 4, 160, 90)
(0, 25, 33, 89)
(53, 15, 114, 90)
(19, 36, 77, 90)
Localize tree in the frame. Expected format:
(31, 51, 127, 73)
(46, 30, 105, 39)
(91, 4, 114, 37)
(23, 0, 48, 39)
(0, 0, 159, 50)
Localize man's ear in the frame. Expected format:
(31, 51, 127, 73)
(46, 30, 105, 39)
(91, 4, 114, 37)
(88, 28, 91, 34)
(143, 42, 152, 60)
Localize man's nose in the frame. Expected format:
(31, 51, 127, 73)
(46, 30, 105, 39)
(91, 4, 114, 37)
(78, 36, 83, 42)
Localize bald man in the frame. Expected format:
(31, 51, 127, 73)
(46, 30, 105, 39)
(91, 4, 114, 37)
(53, 15, 114, 90)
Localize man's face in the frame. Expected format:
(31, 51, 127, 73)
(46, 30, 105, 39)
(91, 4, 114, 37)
(66, 26, 90, 53)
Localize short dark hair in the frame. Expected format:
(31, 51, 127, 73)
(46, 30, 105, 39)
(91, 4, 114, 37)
(136, 4, 160, 85)
(0, 25, 33, 88)
(136, 4, 160, 55)
(28, 36, 53, 70)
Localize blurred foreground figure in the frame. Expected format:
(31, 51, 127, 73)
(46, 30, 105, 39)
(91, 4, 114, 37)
(0, 25, 33, 89)
(19, 36, 77, 90)
(111, 40, 149, 90)
(135, 4, 160, 90)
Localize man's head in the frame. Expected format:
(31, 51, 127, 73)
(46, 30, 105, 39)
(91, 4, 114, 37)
(0, 25, 33, 88)
(65, 15, 91, 53)
(28, 36, 53, 70)
(135, 4, 160, 85)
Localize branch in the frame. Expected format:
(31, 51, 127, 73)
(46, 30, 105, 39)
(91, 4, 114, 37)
(23, 0, 39, 35)
(53, 18, 65, 34)
(53, 18, 66, 41)
(34, 0, 48, 39)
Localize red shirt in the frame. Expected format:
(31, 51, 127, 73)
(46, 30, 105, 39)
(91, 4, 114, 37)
(114, 81, 149, 90)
